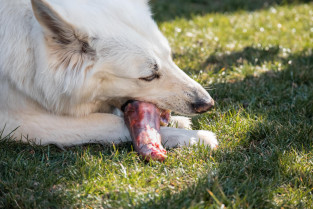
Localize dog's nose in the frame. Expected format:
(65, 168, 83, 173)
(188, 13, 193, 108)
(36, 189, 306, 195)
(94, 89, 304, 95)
(192, 99, 215, 113)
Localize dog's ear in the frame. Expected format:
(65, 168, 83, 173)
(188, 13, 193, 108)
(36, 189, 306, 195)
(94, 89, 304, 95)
(31, 0, 74, 45)
(31, 0, 96, 74)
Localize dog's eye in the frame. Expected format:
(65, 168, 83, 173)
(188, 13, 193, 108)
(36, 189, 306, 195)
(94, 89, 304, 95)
(81, 41, 90, 54)
(140, 74, 159, 82)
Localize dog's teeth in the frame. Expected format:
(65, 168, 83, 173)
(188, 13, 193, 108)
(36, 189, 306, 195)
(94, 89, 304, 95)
(160, 109, 171, 126)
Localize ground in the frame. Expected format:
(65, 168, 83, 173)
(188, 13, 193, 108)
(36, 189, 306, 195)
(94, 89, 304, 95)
(1, 0, 313, 208)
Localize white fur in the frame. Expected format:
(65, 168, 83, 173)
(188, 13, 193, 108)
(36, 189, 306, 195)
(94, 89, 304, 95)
(169, 116, 192, 130)
(0, 0, 217, 149)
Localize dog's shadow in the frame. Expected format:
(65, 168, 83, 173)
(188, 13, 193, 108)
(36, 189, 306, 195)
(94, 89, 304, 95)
(136, 48, 313, 208)
(1, 49, 312, 208)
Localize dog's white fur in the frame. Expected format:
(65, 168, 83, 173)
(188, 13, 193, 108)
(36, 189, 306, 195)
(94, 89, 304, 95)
(0, 0, 217, 149)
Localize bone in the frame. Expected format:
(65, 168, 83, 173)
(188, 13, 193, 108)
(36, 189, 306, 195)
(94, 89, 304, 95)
(123, 101, 167, 161)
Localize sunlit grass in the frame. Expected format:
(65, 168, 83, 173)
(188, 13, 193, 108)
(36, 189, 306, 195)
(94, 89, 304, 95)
(1, 1, 312, 208)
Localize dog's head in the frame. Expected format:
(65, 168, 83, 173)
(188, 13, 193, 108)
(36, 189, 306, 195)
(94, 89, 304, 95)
(31, 0, 214, 115)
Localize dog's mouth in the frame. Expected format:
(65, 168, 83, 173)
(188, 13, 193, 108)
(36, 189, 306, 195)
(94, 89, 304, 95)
(110, 96, 199, 116)
(121, 100, 171, 126)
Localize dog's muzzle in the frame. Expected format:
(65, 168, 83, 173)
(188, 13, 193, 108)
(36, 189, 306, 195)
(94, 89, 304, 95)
(191, 99, 215, 114)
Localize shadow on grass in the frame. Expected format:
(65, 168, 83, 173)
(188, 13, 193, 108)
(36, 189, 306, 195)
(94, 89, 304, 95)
(135, 50, 313, 208)
(151, 0, 313, 22)
(0, 51, 312, 208)
(0, 140, 134, 208)
(203, 46, 280, 73)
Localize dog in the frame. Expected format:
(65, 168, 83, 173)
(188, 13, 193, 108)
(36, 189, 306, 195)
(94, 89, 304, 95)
(0, 0, 218, 149)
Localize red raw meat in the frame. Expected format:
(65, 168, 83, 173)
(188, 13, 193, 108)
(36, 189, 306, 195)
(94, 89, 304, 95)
(123, 101, 167, 161)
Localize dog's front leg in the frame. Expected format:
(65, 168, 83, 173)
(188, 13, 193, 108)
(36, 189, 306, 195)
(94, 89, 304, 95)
(14, 113, 131, 147)
(160, 127, 218, 149)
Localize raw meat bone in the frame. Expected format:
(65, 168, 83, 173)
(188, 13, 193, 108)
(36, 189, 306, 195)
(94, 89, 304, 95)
(124, 101, 168, 161)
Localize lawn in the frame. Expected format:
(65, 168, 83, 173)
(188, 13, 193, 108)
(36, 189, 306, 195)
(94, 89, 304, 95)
(1, 0, 313, 208)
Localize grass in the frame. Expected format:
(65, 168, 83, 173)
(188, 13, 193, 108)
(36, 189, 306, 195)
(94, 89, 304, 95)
(1, 0, 313, 208)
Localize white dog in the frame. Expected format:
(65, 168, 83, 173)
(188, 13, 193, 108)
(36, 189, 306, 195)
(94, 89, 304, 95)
(0, 0, 218, 149)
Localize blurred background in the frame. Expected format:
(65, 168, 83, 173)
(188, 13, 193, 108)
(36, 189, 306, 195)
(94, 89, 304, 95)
(152, 0, 312, 21)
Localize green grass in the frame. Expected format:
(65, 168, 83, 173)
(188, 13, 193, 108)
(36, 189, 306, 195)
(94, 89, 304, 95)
(1, 1, 313, 208)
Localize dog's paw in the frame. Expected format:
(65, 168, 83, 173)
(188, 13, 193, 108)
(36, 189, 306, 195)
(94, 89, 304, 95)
(160, 127, 218, 149)
(169, 116, 192, 130)
(195, 130, 218, 149)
